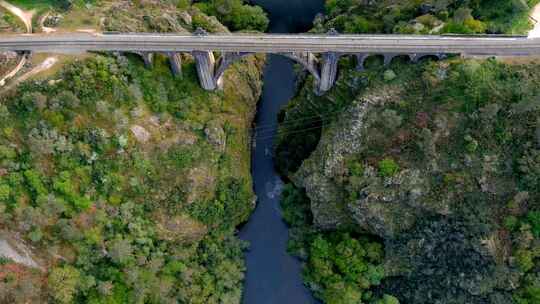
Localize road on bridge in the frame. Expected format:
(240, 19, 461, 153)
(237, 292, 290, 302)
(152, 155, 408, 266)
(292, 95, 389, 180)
(1, 33, 540, 56)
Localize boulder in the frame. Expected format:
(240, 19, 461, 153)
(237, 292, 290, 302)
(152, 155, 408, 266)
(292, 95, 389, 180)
(178, 11, 192, 25)
(0, 234, 43, 271)
(204, 120, 226, 151)
(293, 87, 403, 229)
(130, 125, 151, 143)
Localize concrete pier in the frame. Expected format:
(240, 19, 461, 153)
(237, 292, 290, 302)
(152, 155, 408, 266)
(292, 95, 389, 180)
(193, 51, 216, 91)
(356, 53, 369, 71)
(167, 52, 182, 77)
(138, 52, 154, 68)
(383, 54, 395, 66)
(317, 52, 340, 94)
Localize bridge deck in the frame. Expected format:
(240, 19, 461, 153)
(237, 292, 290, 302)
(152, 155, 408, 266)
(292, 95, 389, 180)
(1, 33, 540, 55)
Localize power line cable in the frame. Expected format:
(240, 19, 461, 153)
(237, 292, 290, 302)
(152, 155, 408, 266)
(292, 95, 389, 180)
(254, 124, 325, 142)
(250, 107, 349, 131)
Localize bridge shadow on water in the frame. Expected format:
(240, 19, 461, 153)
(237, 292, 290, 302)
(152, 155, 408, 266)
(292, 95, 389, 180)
(238, 0, 324, 304)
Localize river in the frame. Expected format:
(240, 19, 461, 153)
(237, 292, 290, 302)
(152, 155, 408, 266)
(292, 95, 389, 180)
(238, 1, 324, 303)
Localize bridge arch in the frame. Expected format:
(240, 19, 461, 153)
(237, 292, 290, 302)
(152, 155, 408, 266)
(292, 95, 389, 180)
(132, 50, 450, 95)
(356, 52, 449, 71)
(210, 51, 324, 92)
(356, 54, 386, 71)
(214, 52, 254, 88)
(279, 52, 321, 82)
(390, 54, 413, 65)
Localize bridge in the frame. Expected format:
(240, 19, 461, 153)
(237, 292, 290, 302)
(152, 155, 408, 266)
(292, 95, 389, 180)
(1, 31, 540, 94)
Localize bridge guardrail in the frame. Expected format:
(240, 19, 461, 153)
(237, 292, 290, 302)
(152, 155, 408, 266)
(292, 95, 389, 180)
(100, 31, 530, 38)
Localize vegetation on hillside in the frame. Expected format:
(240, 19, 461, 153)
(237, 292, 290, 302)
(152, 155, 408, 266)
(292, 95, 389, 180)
(0, 1, 267, 303)
(194, 0, 269, 32)
(275, 1, 540, 302)
(313, 0, 540, 34)
(0, 49, 263, 303)
(281, 185, 396, 304)
(278, 54, 540, 303)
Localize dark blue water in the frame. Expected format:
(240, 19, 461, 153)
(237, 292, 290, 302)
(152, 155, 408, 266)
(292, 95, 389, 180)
(238, 1, 324, 303)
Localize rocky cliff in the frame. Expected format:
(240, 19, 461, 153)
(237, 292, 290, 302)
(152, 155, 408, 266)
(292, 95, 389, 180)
(285, 58, 540, 303)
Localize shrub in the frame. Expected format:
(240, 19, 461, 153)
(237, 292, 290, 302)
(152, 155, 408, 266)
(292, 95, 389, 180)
(348, 160, 364, 177)
(377, 294, 401, 304)
(515, 249, 535, 272)
(23, 169, 48, 198)
(504, 215, 519, 231)
(383, 70, 397, 82)
(196, 0, 269, 31)
(0, 184, 11, 201)
(527, 211, 540, 238)
(230, 5, 269, 31)
(378, 158, 400, 177)
(53, 171, 91, 211)
(0, 145, 17, 159)
(304, 233, 386, 303)
(48, 266, 81, 304)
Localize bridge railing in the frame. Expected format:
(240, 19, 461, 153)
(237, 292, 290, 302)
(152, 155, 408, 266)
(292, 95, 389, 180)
(100, 31, 529, 39)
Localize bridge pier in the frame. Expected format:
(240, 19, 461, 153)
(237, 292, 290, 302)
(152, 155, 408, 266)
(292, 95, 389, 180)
(317, 52, 340, 95)
(355, 53, 369, 71)
(409, 53, 419, 63)
(193, 51, 217, 91)
(167, 52, 182, 77)
(384, 54, 397, 66)
(137, 52, 154, 68)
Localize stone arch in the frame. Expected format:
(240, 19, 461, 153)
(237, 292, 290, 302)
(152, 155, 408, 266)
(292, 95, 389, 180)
(411, 53, 447, 63)
(279, 52, 321, 82)
(133, 51, 154, 68)
(390, 54, 412, 65)
(360, 54, 385, 70)
(214, 52, 254, 86)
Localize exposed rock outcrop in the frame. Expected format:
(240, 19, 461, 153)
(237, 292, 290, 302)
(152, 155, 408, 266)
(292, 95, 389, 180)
(294, 87, 404, 230)
(0, 233, 43, 271)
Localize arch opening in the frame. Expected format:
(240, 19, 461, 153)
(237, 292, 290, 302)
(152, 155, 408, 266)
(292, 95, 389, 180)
(363, 54, 385, 70)
(390, 54, 412, 66)
(213, 52, 254, 86)
(417, 54, 444, 64)
(279, 52, 321, 82)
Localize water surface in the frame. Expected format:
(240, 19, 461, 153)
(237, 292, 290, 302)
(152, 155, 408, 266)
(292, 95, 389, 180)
(239, 0, 324, 303)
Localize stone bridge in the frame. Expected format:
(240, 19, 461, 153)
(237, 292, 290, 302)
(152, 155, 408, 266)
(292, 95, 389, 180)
(1, 30, 540, 94)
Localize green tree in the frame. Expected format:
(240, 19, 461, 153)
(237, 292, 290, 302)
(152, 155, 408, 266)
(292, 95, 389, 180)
(48, 265, 81, 304)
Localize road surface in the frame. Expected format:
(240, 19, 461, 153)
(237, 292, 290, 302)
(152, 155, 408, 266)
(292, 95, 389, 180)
(1, 33, 540, 56)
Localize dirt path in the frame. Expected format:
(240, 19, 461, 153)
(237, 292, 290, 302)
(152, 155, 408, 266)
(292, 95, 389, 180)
(0, 0, 33, 33)
(4, 56, 58, 90)
(0, 54, 26, 86)
(0, 1, 34, 88)
(529, 3, 540, 38)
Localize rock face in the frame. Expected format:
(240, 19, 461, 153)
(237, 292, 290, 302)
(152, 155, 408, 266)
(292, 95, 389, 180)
(347, 167, 432, 238)
(288, 60, 540, 302)
(294, 87, 404, 230)
(293, 99, 370, 228)
(130, 124, 151, 143)
(0, 235, 43, 271)
(382, 217, 517, 304)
